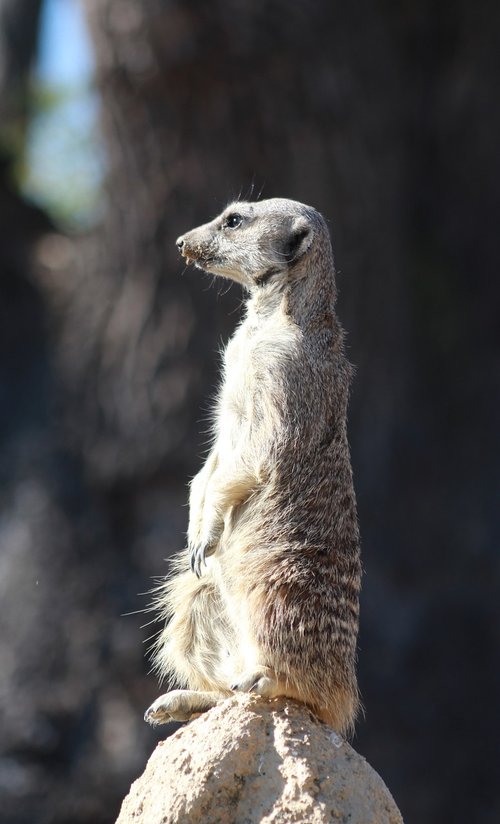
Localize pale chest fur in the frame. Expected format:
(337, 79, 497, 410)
(214, 304, 298, 456)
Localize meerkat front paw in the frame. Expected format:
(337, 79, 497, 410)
(189, 519, 224, 577)
(189, 541, 216, 577)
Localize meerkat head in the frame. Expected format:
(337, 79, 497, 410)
(176, 198, 330, 292)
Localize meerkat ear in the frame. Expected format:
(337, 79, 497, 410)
(283, 216, 312, 264)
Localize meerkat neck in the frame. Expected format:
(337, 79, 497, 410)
(246, 246, 337, 332)
(246, 280, 287, 320)
(286, 248, 338, 340)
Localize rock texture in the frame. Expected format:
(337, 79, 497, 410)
(116, 695, 403, 823)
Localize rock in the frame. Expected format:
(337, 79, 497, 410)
(116, 694, 403, 823)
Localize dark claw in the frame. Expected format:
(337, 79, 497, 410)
(189, 543, 215, 578)
(230, 679, 258, 693)
(194, 547, 203, 578)
(189, 546, 199, 576)
(230, 675, 261, 693)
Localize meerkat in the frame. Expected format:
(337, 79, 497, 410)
(144, 198, 361, 735)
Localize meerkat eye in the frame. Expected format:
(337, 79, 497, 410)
(224, 213, 243, 229)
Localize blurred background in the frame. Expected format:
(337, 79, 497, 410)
(0, 0, 498, 821)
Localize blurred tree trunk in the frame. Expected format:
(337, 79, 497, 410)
(0, 3, 153, 822)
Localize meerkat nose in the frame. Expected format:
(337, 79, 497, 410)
(176, 236, 184, 250)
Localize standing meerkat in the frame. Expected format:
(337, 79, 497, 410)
(145, 198, 361, 735)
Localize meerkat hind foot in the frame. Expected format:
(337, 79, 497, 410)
(231, 666, 279, 697)
(144, 689, 226, 725)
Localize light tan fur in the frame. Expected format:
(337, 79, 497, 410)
(145, 198, 361, 735)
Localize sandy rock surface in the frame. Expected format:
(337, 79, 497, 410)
(116, 694, 403, 823)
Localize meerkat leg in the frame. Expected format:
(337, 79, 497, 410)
(144, 689, 227, 725)
(153, 569, 236, 686)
